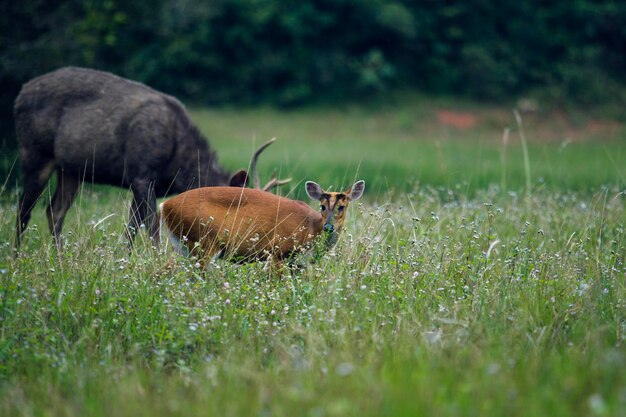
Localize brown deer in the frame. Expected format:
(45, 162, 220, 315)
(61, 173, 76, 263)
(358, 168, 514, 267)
(13, 67, 288, 250)
(159, 180, 365, 270)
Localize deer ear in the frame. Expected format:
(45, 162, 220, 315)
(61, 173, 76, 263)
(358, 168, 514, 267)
(305, 181, 323, 200)
(347, 180, 365, 201)
(229, 169, 249, 187)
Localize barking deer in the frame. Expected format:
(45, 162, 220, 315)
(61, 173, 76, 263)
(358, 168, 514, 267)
(14, 67, 287, 250)
(159, 180, 365, 270)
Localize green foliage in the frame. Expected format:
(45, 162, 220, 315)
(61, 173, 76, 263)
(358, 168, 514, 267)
(1, 0, 625, 110)
(71, 0, 128, 65)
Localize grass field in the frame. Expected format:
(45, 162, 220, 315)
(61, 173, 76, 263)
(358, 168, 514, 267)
(1, 98, 625, 416)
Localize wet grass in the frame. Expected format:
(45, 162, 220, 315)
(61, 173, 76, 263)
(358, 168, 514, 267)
(0, 99, 625, 416)
(1, 185, 624, 416)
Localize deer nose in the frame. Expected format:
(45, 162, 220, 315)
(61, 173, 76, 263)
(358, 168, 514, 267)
(323, 223, 334, 233)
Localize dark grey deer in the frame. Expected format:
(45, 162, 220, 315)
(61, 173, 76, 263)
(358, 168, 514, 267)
(14, 67, 287, 251)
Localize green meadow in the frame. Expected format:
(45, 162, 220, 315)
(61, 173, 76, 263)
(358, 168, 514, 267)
(193, 98, 625, 197)
(1, 98, 625, 416)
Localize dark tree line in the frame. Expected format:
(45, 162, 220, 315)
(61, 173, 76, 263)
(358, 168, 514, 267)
(1, 0, 625, 145)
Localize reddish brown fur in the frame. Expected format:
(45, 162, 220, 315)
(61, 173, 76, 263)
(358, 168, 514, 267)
(160, 187, 323, 264)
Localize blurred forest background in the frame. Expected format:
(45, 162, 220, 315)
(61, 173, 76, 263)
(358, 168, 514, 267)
(1, 0, 625, 148)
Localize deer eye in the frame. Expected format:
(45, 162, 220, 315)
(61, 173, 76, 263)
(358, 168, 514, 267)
(337, 206, 345, 213)
(320, 205, 326, 212)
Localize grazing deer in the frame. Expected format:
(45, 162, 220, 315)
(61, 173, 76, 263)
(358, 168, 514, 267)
(13, 67, 288, 250)
(159, 180, 365, 270)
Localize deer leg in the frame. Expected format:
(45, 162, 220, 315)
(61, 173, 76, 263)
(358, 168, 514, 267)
(127, 179, 157, 247)
(46, 169, 80, 248)
(146, 185, 159, 243)
(15, 159, 55, 251)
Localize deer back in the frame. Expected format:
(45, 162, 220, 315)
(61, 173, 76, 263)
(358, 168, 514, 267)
(160, 187, 323, 261)
(14, 67, 235, 195)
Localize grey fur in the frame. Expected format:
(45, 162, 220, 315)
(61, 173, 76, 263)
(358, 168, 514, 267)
(14, 67, 247, 250)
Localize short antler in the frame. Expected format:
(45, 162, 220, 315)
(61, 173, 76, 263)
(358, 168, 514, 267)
(261, 170, 293, 192)
(250, 138, 292, 191)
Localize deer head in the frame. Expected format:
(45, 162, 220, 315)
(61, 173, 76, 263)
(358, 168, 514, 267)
(305, 180, 365, 247)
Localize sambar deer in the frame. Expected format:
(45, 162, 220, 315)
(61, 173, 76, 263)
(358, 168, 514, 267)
(159, 180, 365, 270)
(13, 67, 288, 250)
